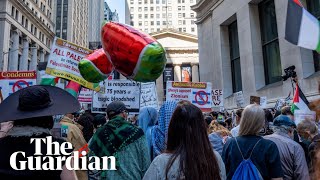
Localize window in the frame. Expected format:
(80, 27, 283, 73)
(190, 13, 194, 18)
(162, 7, 166, 11)
(157, 21, 160, 25)
(183, 13, 185, 17)
(183, 28, 186, 32)
(307, 0, 320, 72)
(178, 0, 181, 3)
(191, 20, 195, 24)
(144, 7, 148, 11)
(151, 21, 154, 25)
(178, 20, 182, 25)
(168, 21, 172, 25)
(151, 14, 154, 18)
(229, 21, 242, 92)
(139, 21, 142, 26)
(162, 13, 166, 18)
(144, 0, 148, 3)
(157, 28, 160, 31)
(179, 28, 182, 32)
(130, 7, 134, 12)
(191, 27, 195, 32)
(139, 14, 142, 18)
(178, 13, 182, 18)
(168, 13, 172, 18)
(150, 7, 154, 11)
(144, 28, 148, 32)
(151, 28, 154, 32)
(190, 0, 194, 3)
(259, 0, 282, 84)
(138, 0, 142, 4)
(25, 19, 28, 28)
(182, 6, 185, 10)
(156, 0, 160, 4)
(168, 0, 171, 4)
(145, 14, 148, 18)
(11, 6, 14, 16)
(163, 21, 167, 25)
(178, 6, 181, 10)
(22, 16, 25, 26)
(156, 14, 160, 18)
(130, 0, 134, 4)
(183, 20, 186, 25)
(150, 0, 154, 3)
(130, 14, 134, 19)
(144, 21, 148, 25)
(168, 7, 172, 11)
(138, 7, 142, 12)
(156, 6, 160, 11)
(162, 0, 166, 4)
(15, 10, 19, 20)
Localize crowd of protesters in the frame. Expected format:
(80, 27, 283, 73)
(0, 85, 319, 180)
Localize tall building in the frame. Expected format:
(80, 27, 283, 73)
(54, 0, 88, 47)
(127, 0, 197, 35)
(88, 0, 104, 49)
(104, 2, 119, 22)
(192, 0, 320, 109)
(0, 0, 55, 71)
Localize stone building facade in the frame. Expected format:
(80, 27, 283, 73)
(192, 0, 320, 109)
(0, 0, 54, 71)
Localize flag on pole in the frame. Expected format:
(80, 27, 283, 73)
(285, 0, 320, 52)
(291, 83, 310, 113)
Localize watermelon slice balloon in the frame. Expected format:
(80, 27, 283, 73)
(79, 21, 167, 83)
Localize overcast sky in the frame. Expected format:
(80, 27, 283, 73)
(105, 0, 125, 23)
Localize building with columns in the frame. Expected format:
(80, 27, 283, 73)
(54, 0, 88, 47)
(0, 0, 55, 71)
(192, 0, 320, 109)
(151, 29, 199, 103)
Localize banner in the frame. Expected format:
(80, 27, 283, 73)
(140, 82, 159, 110)
(166, 81, 212, 112)
(46, 37, 100, 91)
(0, 71, 37, 101)
(294, 110, 316, 125)
(212, 89, 223, 108)
(92, 80, 140, 114)
(234, 91, 245, 108)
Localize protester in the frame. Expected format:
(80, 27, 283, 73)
(138, 107, 158, 159)
(0, 85, 78, 179)
(230, 109, 243, 137)
(92, 114, 106, 132)
(264, 115, 309, 180)
(205, 116, 213, 126)
(143, 100, 226, 180)
(152, 101, 178, 157)
(297, 119, 320, 174)
(222, 104, 283, 180)
(281, 106, 294, 120)
(88, 101, 150, 179)
(77, 113, 94, 142)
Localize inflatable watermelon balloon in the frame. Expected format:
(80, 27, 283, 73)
(79, 21, 167, 83)
(79, 48, 114, 83)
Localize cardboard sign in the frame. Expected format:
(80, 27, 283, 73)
(166, 81, 212, 112)
(234, 91, 245, 108)
(92, 80, 140, 114)
(78, 88, 93, 103)
(46, 37, 100, 91)
(0, 71, 37, 101)
(212, 89, 223, 108)
(294, 110, 317, 125)
(140, 82, 159, 110)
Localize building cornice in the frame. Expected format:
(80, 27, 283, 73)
(191, 0, 223, 24)
(151, 29, 198, 43)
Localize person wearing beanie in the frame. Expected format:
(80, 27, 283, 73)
(264, 115, 309, 180)
(88, 101, 150, 179)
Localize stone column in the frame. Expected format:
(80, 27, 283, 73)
(174, 64, 181, 81)
(156, 73, 164, 104)
(19, 37, 31, 70)
(191, 63, 199, 82)
(9, 29, 21, 71)
(29, 44, 38, 71)
(0, 20, 11, 71)
(40, 49, 45, 62)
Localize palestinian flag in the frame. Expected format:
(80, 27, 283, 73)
(291, 83, 310, 113)
(40, 77, 59, 86)
(285, 0, 320, 52)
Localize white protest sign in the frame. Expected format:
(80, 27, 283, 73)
(212, 89, 224, 108)
(78, 88, 93, 103)
(260, 96, 267, 108)
(166, 81, 212, 112)
(294, 110, 316, 125)
(140, 82, 159, 110)
(92, 80, 140, 114)
(234, 91, 245, 108)
(0, 71, 37, 102)
(274, 99, 285, 110)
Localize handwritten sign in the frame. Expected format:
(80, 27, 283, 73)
(92, 80, 140, 114)
(234, 91, 245, 108)
(140, 82, 159, 110)
(294, 110, 316, 125)
(212, 89, 223, 108)
(260, 96, 267, 108)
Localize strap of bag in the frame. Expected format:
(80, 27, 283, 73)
(235, 137, 262, 160)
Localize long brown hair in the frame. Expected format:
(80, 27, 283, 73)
(165, 100, 221, 180)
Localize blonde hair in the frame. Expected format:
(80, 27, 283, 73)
(238, 104, 265, 136)
(208, 120, 231, 137)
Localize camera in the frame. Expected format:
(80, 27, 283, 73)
(282, 65, 297, 81)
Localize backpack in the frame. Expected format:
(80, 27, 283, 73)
(232, 138, 263, 180)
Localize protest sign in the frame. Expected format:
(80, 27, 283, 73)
(92, 80, 140, 114)
(140, 82, 159, 110)
(212, 89, 223, 108)
(0, 71, 37, 101)
(166, 81, 212, 112)
(294, 110, 316, 125)
(260, 96, 267, 108)
(78, 88, 93, 103)
(234, 91, 245, 108)
(45, 37, 100, 91)
(274, 99, 285, 110)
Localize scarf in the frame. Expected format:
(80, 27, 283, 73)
(89, 115, 144, 157)
(152, 101, 177, 157)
